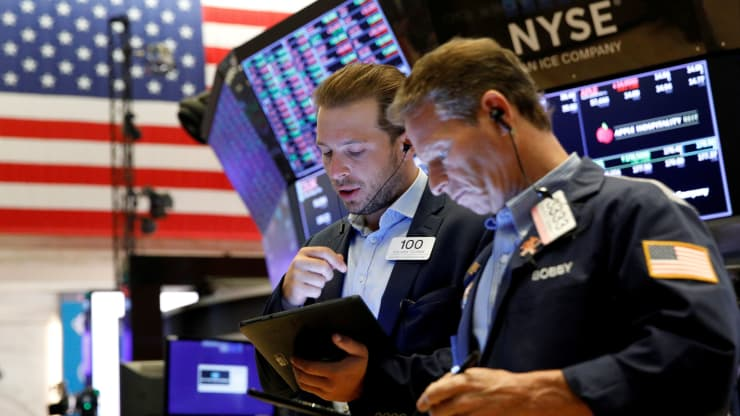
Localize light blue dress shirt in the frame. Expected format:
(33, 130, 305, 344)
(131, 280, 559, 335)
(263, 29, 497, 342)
(342, 169, 427, 318)
(472, 154, 582, 349)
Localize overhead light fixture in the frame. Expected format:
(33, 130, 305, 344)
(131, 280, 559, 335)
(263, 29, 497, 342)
(122, 110, 141, 140)
(140, 187, 173, 234)
(143, 187, 173, 219)
(177, 90, 210, 144)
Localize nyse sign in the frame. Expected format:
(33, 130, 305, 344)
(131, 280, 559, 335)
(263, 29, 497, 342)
(424, 0, 735, 89)
(507, 0, 618, 55)
(505, 0, 623, 73)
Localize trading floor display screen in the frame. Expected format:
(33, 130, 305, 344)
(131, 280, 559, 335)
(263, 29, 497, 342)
(239, 0, 411, 179)
(544, 59, 733, 220)
(207, 73, 288, 231)
(290, 170, 348, 243)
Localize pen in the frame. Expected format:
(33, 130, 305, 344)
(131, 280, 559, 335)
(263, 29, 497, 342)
(449, 350, 479, 375)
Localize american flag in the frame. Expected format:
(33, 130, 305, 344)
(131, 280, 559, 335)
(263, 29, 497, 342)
(643, 240, 718, 283)
(0, 0, 314, 242)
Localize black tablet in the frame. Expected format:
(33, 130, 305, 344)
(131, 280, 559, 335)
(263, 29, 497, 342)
(238, 295, 393, 391)
(247, 389, 347, 416)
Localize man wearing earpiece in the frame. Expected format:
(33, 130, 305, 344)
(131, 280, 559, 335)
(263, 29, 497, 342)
(386, 37, 740, 415)
(256, 63, 488, 415)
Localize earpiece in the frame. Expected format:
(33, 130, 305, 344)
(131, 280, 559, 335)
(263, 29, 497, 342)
(489, 108, 512, 133)
(402, 143, 411, 153)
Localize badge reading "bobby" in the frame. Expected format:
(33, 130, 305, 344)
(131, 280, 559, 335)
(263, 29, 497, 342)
(386, 236, 436, 261)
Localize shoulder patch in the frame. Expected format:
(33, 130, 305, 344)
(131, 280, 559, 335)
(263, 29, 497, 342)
(642, 240, 718, 283)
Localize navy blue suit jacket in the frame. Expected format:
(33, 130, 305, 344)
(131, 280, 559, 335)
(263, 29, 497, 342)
(257, 185, 487, 416)
(451, 159, 739, 415)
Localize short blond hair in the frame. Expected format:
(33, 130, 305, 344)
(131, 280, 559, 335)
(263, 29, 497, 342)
(388, 37, 551, 130)
(313, 63, 406, 141)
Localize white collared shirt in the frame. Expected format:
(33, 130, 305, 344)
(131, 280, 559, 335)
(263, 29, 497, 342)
(342, 169, 427, 317)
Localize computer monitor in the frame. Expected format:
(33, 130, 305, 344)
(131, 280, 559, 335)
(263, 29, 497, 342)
(164, 336, 272, 416)
(543, 57, 734, 220)
(120, 360, 164, 416)
(203, 0, 417, 283)
(232, 0, 412, 181)
(289, 169, 348, 245)
(207, 56, 291, 232)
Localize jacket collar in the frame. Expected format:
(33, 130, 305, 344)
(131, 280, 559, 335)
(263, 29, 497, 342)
(459, 158, 605, 359)
(317, 185, 448, 336)
(376, 185, 446, 335)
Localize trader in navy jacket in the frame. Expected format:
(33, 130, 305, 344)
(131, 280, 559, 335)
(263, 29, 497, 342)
(256, 63, 487, 416)
(386, 37, 740, 415)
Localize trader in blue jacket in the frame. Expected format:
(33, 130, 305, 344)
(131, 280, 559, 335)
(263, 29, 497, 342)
(256, 63, 487, 415)
(386, 37, 740, 415)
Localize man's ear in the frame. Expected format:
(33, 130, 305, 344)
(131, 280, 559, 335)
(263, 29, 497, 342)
(481, 90, 512, 134)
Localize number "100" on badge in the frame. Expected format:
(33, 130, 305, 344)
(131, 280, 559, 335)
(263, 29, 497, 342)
(386, 236, 437, 261)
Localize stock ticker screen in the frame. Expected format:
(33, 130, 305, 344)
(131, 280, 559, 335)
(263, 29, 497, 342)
(291, 169, 348, 243)
(544, 59, 733, 220)
(240, 0, 411, 179)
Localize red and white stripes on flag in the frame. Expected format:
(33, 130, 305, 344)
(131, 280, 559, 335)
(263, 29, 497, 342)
(642, 240, 718, 283)
(0, 0, 314, 241)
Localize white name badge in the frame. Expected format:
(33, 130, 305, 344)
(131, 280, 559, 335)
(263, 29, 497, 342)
(386, 236, 436, 261)
(531, 190, 577, 245)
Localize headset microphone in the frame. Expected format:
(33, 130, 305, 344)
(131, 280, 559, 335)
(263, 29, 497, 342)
(356, 143, 411, 214)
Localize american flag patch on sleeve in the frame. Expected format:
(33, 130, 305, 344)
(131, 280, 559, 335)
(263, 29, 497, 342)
(642, 240, 718, 283)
